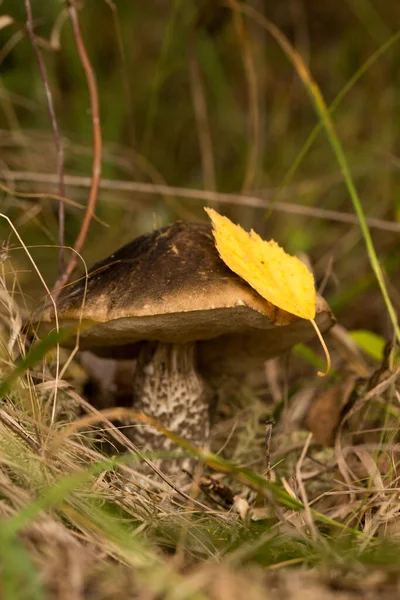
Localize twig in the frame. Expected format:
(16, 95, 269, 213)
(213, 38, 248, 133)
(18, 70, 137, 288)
(5, 170, 400, 234)
(24, 0, 66, 274)
(54, 0, 102, 298)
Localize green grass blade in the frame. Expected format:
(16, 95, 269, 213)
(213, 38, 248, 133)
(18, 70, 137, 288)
(276, 29, 400, 201)
(238, 4, 400, 343)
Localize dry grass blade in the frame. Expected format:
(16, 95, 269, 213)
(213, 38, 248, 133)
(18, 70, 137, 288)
(0, 213, 61, 420)
(295, 433, 318, 540)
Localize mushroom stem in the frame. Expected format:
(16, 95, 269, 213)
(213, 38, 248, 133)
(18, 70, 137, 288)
(129, 341, 211, 475)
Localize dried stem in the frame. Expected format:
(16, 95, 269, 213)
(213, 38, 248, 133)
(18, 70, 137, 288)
(53, 0, 102, 299)
(7, 170, 400, 233)
(24, 0, 66, 274)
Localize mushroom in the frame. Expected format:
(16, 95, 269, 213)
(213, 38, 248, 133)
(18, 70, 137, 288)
(38, 221, 335, 474)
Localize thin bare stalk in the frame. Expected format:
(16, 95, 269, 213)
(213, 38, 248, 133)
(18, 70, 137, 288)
(24, 0, 66, 274)
(6, 170, 400, 234)
(54, 0, 102, 298)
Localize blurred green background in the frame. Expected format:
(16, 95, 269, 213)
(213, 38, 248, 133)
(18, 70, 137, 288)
(1, 0, 400, 335)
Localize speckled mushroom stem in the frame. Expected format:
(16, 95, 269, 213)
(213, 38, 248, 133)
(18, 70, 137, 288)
(129, 341, 211, 476)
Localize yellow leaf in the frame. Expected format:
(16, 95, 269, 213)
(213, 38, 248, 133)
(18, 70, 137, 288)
(205, 207, 316, 320)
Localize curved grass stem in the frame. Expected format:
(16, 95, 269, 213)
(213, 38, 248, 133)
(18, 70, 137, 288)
(311, 318, 331, 377)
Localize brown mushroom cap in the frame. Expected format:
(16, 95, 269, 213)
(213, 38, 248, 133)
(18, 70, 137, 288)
(39, 222, 335, 365)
